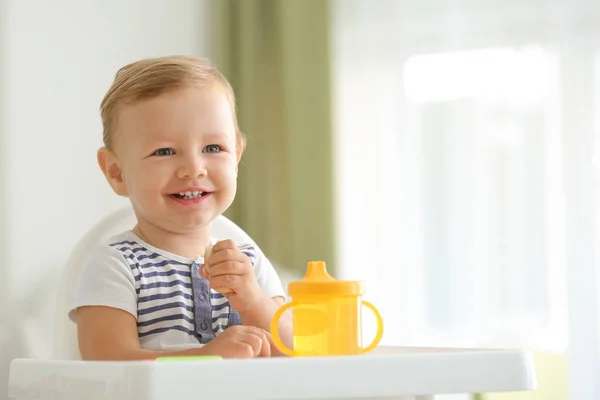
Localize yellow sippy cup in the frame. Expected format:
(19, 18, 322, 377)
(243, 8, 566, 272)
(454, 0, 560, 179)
(270, 261, 384, 356)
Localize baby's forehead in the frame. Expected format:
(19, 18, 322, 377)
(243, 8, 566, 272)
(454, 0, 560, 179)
(116, 88, 235, 136)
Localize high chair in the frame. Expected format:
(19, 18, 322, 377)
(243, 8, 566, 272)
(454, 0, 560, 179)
(8, 207, 537, 400)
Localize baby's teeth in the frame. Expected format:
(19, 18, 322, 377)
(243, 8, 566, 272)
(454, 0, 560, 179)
(176, 191, 204, 199)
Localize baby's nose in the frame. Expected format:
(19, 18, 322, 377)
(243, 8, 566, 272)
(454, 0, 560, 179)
(177, 157, 207, 178)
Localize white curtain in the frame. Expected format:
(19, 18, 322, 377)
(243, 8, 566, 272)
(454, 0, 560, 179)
(332, 1, 600, 399)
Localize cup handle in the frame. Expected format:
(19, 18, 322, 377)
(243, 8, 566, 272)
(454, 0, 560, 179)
(270, 301, 299, 356)
(359, 300, 384, 354)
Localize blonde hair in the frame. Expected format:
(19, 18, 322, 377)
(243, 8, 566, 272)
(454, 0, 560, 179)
(100, 55, 245, 152)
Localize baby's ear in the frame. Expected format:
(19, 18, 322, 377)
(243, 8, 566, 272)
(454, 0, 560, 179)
(236, 148, 244, 165)
(236, 132, 246, 163)
(97, 147, 128, 197)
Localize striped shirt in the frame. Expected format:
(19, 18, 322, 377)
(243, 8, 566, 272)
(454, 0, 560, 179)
(70, 231, 286, 351)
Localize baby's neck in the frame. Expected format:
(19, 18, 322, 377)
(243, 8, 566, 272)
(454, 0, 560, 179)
(132, 222, 210, 259)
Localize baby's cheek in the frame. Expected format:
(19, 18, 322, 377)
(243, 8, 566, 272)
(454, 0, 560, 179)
(218, 165, 239, 187)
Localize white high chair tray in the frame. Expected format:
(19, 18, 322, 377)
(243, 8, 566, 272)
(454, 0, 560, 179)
(8, 347, 536, 400)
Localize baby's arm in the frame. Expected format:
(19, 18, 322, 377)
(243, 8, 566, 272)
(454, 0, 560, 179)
(77, 306, 272, 360)
(77, 305, 200, 360)
(236, 244, 293, 352)
(202, 241, 293, 353)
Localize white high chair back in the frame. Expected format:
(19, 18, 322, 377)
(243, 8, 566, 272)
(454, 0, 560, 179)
(51, 206, 259, 360)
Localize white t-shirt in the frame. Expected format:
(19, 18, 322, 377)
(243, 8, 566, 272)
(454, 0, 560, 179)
(69, 231, 286, 351)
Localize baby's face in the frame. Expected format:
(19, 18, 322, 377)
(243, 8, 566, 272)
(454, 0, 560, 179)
(113, 86, 239, 233)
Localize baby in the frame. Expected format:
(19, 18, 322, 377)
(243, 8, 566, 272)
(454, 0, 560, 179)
(69, 55, 292, 360)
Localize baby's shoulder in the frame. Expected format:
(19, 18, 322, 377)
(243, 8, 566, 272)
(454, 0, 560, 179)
(84, 230, 142, 263)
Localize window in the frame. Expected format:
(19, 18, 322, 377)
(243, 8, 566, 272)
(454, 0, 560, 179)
(333, 1, 600, 398)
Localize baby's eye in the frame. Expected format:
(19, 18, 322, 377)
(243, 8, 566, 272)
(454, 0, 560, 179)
(153, 148, 175, 156)
(203, 144, 222, 153)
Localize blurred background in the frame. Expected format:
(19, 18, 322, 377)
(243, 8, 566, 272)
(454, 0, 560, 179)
(1, 0, 599, 399)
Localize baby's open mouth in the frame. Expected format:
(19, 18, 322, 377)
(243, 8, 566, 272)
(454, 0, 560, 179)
(172, 191, 209, 200)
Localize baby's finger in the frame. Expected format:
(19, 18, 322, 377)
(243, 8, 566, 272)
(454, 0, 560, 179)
(242, 328, 271, 358)
(211, 239, 238, 252)
(242, 331, 266, 357)
(209, 273, 250, 292)
(209, 249, 248, 270)
(208, 259, 248, 277)
(258, 331, 272, 358)
(262, 330, 276, 348)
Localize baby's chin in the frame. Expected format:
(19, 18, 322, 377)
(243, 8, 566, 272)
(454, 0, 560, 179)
(133, 210, 212, 233)
(165, 215, 217, 232)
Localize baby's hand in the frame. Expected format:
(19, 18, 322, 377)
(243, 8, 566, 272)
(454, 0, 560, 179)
(201, 240, 264, 313)
(201, 325, 272, 358)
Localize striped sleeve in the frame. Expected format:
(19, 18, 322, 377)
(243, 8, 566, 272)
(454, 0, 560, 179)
(69, 243, 138, 322)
